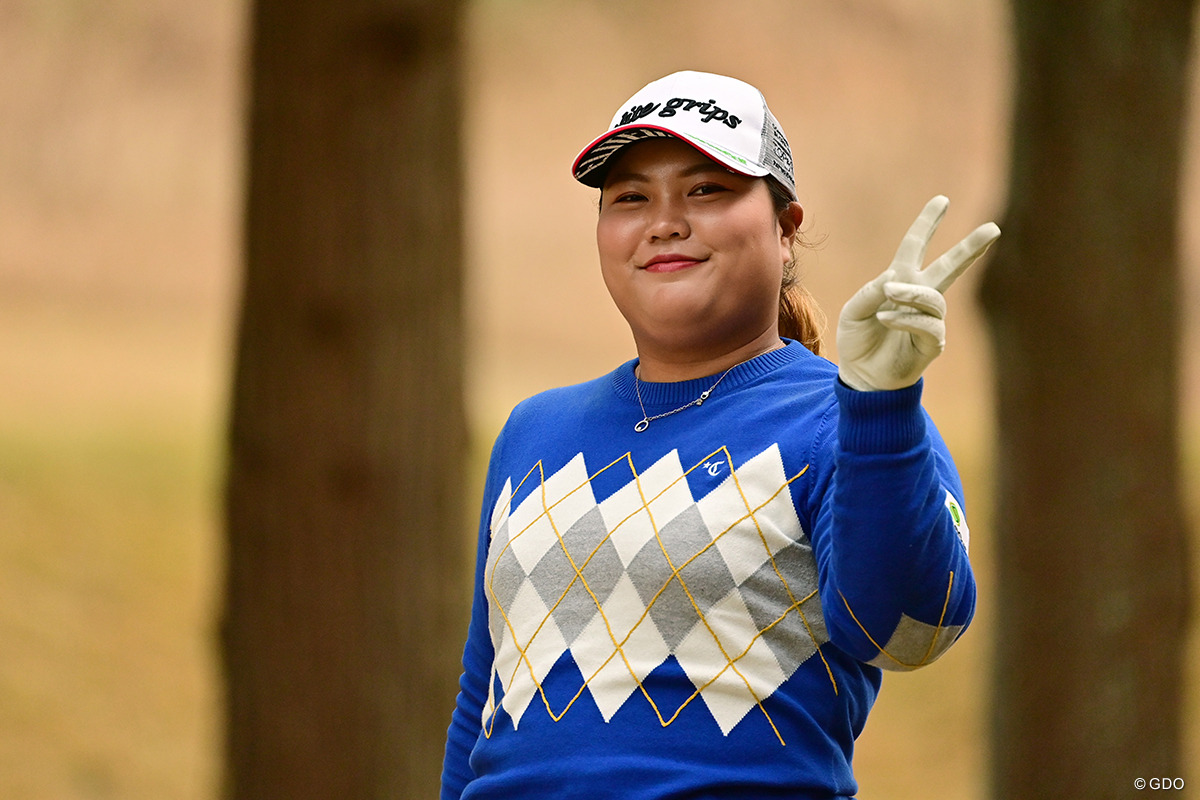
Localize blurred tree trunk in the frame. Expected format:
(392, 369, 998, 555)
(222, 1, 466, 797)
(980, 1, 1195, 797)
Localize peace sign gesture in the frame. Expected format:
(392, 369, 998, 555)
(836, 196, 1001, 392)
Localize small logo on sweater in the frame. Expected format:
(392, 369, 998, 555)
(944, 491, 969, 552)
(703, 459, 725, 477)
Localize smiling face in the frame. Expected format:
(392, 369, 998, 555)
(597, 138, 802, 375)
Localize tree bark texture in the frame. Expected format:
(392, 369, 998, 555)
(222, 1, 466, 797)
(980, 2, 1195, 797)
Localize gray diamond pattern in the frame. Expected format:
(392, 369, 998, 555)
(483, 446, 832, 738)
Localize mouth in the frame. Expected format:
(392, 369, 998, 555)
(642, 253, 706, 274)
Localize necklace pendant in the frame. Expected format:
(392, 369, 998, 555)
(634, 419, 650, 433)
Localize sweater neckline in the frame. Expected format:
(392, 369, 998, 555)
(610, 340, 806, 407)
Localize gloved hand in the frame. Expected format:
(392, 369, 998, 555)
(837, 195, 1000, 392)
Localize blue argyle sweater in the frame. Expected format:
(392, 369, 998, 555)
(441, 341, 974, 799)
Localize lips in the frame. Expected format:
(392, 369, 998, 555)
(642, 253, 706, 273)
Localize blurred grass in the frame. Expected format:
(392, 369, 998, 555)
(0, 421, 223, 799)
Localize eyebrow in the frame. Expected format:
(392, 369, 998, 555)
(604, 160, 736, 186)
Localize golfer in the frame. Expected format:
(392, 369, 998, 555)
(441, 70, 999, 799)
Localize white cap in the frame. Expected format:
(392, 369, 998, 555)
(572, 70, 797, 199)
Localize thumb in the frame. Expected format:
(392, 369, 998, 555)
(840, 269, 894, 324)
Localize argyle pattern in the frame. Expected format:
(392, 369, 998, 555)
(482, 444, 833, 742)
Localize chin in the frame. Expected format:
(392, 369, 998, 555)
(640, 287, 722, 324)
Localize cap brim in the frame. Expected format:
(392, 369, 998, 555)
(571, 124, 770, 189)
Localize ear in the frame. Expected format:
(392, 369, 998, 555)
(778, 201, 804, 245)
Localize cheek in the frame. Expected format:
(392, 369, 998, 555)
(724, 218, 786, 281)
(595, 213, 633, 263)
(595, 218, 634, 307)
(725, 228, 788, 316)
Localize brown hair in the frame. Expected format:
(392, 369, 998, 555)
(767, 179, 825, 356)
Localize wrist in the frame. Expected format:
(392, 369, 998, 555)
(835, 378, 927, 454)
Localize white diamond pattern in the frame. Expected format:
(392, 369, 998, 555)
(482, 445, 830, 740)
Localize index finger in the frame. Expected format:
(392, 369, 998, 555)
(890, 195, 950, 280)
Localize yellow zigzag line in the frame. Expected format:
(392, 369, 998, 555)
(483, 448, 834, 743)
(837, 571, 956, 670)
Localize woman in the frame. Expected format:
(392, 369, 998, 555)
(442, 70, 999, 799)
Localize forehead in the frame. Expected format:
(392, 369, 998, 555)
(602, 138, 745, 184)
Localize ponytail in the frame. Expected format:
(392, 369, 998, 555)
(767, 179, 825, 356)
(779, 279, 825, 356)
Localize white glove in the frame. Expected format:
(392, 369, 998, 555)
(837, 195, 1000, 392)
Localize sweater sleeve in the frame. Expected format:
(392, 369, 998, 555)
(811, 379, 975, 671)
(440, 429, 508, 798)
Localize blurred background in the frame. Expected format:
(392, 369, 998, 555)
(1, 0, 1197, 797)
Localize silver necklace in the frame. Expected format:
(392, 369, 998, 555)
(632, 363, 737, 433)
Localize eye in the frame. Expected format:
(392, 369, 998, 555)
(609, 190, 647, 204)
(691, 182, 729, 197)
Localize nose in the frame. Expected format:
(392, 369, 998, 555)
(647, 196, 690, 241)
